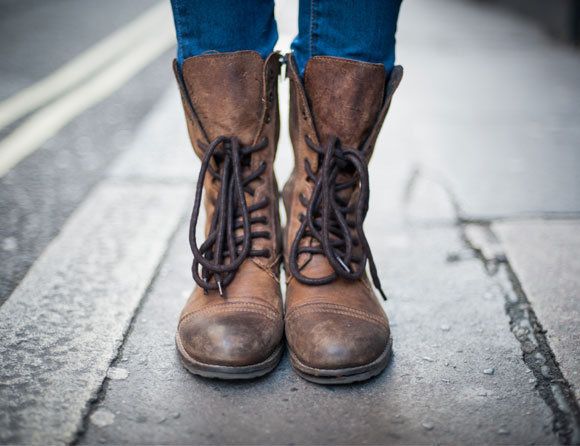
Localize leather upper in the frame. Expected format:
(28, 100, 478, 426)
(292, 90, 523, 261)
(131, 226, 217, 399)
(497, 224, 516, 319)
(175, 51, 284, 367)
(283, 55, 403, 370)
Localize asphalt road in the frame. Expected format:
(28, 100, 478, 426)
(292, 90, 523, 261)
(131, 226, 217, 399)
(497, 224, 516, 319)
(0, 0, 172, 304)
(0, 0, 158, 101)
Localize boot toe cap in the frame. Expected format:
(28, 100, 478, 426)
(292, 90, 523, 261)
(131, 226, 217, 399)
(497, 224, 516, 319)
(178, 303, 283, 367)
(286, 307, 390, 370)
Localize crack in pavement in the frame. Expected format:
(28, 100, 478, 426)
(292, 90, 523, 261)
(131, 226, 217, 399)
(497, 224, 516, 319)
(498, 262, 580, 445)
(405, 167, 580, 444)
(462, 225, 580, 444)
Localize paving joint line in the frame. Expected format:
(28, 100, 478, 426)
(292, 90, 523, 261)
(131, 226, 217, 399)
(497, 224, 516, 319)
(404, 164, 580, 225)
(459, 212, 580, 225)
(106, 176, 193, 186)
(405, 166, 580, 444)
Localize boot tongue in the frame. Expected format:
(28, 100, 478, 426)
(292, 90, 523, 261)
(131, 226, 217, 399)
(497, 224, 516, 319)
(304, 56, 386, 148)
(181, 51, 265, 145)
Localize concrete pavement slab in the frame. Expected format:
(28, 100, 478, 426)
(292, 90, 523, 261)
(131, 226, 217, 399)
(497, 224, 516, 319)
(79, 218, 554, 445)
(394, 0, 580, 218)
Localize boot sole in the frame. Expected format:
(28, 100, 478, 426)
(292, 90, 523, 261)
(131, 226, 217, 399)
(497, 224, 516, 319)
(176, 333, 284, 380)
(289, 337, 392, 385)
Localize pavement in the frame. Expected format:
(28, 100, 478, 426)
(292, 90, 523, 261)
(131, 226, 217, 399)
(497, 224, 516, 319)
(0, 0, 579, 444)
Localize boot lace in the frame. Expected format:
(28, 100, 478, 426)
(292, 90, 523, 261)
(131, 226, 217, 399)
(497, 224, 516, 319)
(288, 136, 387, 300)
(189, 136, 271, 296)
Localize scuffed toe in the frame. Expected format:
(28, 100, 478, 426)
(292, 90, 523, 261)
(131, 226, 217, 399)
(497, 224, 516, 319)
(178, 303, 283, 367)
(286, 306, 390, 370)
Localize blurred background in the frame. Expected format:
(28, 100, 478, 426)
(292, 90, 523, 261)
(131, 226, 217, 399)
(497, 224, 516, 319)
(0, 0, 579, 444)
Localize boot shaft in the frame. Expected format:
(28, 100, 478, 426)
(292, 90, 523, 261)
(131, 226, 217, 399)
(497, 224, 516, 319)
(286, 54, 403, 173)
(283, 53, 403, 299)
(174, 51, 280, 152)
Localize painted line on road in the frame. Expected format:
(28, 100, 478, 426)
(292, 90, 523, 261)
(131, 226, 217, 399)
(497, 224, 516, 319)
(0, 1, 171, 131)
(0, 4, 175, 179)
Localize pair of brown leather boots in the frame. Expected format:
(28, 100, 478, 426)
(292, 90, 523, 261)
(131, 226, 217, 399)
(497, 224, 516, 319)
(173, 51, 402, 384)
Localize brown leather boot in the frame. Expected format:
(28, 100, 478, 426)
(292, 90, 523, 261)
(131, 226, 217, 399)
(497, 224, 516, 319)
(173, 51, 284, 379)
(283, 54, 403, 384)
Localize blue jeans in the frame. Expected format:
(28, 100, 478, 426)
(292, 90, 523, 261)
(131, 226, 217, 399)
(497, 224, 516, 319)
(170, 0, 402, 76)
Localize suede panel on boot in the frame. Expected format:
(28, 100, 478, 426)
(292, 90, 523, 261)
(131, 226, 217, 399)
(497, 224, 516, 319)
(174, 51, 284, 374)
(283, 55, 403, 381)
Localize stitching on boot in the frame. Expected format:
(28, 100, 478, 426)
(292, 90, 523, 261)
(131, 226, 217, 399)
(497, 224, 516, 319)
(180, 301, 279, 324)
(286, 302, 389, 330)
